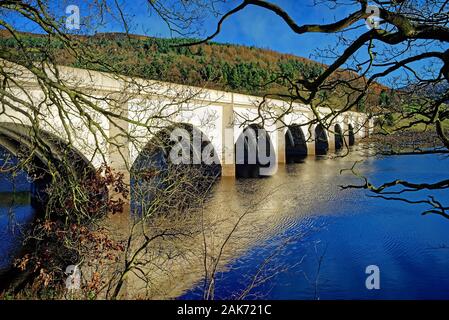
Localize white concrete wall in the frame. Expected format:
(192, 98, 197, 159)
(0, 62, 371, 176)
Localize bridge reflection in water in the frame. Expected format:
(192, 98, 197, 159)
(121, 147, 372, 299)
(115, 147, 449, 300)
(2, 146, 449, 299)
(178, 151, 449, 300)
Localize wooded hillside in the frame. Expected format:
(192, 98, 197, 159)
(0, 31, 387, 110)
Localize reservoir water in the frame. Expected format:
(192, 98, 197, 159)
(0, 166, 35, 274)
(1, 148, 449, 299)
(181, 150, 449, 299)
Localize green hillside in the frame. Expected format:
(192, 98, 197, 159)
(0, 31, 384, 110)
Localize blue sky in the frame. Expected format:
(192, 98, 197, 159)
(4, 0, 365, 60)
(4, 0, 448, 86)
(114, 0, 361, 60)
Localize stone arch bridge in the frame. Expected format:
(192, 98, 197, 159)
(0, 63, 373, 188)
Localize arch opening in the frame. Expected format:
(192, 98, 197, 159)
(235, 124, 275, 178)
(315, 124, 329, 155)
(0, 123, 94, 284)
(285, 124, 307, 163)
(348, 124, 355, 146)
(0, 123, 95, 209)
(334, 124, 344, 150)
(131, 123, 221, 215)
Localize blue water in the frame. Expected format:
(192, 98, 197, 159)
(2, 149, 449, 299)
(181, 153, 449, 300)
(0, 205, 35, 272)
(0, 150, 35, 273)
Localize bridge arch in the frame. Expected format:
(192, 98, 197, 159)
(285, 124, 307, 163)
(131, 123, 221, 213)
(0, 123, 97, 288)
(334, 124, 344, 150)
(314, 124, 329, 155)
(348, 124, 355, 146)
(0, 123, 95, 207)
(131, 123, 221, 173)
(235, 124, 275, 178)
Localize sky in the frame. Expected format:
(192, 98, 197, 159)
(2, 0, 370, 60)
(4, 0, 448, 86)
(111, 0, 361, 60)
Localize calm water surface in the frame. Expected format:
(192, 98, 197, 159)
(0, 169, 35, 274)
(181, 151, 449, 300)
(1, 150, 449, 299)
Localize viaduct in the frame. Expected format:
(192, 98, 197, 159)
(0, 62, 373, 194)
